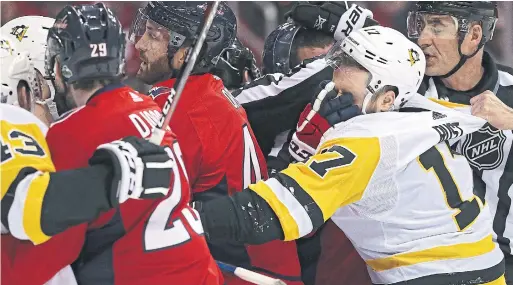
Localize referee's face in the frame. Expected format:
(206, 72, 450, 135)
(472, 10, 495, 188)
(416, 14, 460, 77)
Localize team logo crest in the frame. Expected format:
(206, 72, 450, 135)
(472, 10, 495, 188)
(461, 124, 506, 171)
(408, 48, 420, 66)
(148, 86, 172, 99)
(10, 25, 29, 42)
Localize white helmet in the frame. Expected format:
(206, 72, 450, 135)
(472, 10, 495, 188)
(1, 16, 59, 119)
(1, 35, 41, 111)
(326, 26, 425, 113)
(1, 16, 55, 73)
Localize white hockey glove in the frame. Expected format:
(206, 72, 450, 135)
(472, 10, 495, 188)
(89, 136, 173, 206)
(285, 2, 375, 41)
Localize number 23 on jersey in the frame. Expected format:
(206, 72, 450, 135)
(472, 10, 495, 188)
(1, 121, 53, 198)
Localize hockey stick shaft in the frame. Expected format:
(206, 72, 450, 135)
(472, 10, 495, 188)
(149, 1, 220, 145)
(216, 261, 287, 285)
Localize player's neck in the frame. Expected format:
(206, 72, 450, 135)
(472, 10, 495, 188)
(440, 52, 484, 92)
(72, 85, 104, 107)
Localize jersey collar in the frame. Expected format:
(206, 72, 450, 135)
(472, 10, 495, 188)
(431, 51, 499, 105)
(86, 82, 126, 104)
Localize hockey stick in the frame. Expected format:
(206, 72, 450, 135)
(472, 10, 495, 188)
(216, 261, 287, 285)
(149, 1, 221, 145)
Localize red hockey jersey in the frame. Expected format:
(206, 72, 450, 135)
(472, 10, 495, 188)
(46, 84, 222, 285)
(150, 74, 303, 285)
(150, 74, 267, 195)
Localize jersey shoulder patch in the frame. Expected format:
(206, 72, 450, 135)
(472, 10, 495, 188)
(148, 86, 173, 100)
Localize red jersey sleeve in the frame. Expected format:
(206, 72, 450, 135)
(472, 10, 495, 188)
(185, 103, 226, 193)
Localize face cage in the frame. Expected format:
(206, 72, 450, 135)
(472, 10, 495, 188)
(129, 8, 187, 55)
(262, 23, 299, 74)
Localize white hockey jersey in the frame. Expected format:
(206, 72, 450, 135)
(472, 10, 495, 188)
(249, 94, 504, 284)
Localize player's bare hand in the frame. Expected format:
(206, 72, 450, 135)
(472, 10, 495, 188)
(470, 90, 513, 130)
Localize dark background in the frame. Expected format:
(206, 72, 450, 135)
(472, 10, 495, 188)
(2, 1, 512, 82)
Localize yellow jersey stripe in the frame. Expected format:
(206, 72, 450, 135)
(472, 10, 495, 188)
(483, 275, 506, 285)
(249, 180, 302, 240)
(366, 234, 496, 272)
(428, 98, 469, 109)
(23, 172, 52, 244)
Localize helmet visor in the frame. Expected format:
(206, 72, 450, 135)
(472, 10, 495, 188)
(128, 8, 187, 50)
(325, 40, 368, 72)
(406, 11, 459, 40)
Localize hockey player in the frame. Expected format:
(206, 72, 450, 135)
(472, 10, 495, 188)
(129, 2, 303, 283)
(1, 36, 176, 285)
(44, 3, 221, 284)
(1, 16, 62, 122)
(197, 26, 506, 285)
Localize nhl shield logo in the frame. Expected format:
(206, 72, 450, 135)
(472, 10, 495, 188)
(461, 125, 506, 171)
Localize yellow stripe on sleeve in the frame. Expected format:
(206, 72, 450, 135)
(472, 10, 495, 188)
(249, 181, 301, 240)
(23, 172, 52, 244)
(250, 136, 381, 241)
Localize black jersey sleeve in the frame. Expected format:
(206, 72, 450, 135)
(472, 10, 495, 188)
(234, 57, 333, 156)
(197, 187, 285, 245)
(40, 164, 114, 236)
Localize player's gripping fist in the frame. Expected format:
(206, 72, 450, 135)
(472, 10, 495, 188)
(89, 136, 173, 206)
(289, 81, 361, 162)
(285, 2, 377, 41)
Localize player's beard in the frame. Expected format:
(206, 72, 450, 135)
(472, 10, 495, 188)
(137, 53, 173, 85)
(52, 77, 77, 115)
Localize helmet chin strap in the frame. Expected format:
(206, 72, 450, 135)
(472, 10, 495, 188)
(35, 81, 60, 120)
(361, 90, 373, 115)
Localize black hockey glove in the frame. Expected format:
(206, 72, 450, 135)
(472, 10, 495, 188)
(285, 2, 377, 41)
(89, 136, 173, 207)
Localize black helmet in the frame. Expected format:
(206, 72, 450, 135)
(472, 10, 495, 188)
(262, 22, 302, 75)
(45, 3, 126, 84)
(129, 1, 237, 72)
(212, 38, 261, 89)
(407, 1, 498, 78)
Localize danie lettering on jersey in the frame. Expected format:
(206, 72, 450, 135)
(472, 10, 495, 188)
(129, 109, 169, 138)
(433, 122, 464, 142)
(461, 124, 506, 171)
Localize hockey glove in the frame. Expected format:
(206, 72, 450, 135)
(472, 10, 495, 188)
(285, 2, 376, 41)
(289, 81, 361, 162)
(89, 136, 173, 207)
